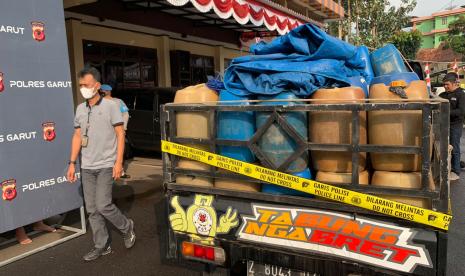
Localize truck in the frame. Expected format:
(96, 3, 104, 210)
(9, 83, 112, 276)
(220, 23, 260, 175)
(158, 97, 451, 276)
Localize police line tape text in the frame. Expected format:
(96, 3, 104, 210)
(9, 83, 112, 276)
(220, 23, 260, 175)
(161, 140, 453, 230)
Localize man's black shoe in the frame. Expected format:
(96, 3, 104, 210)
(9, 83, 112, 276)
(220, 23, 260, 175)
(123, 219, 136, 249)
(83, 246, 112, 262)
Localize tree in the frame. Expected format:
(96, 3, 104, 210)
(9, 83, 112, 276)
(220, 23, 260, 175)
(391, 30, 422, 59)
(328, 0, 417, 49)
(444, 15, 465, 60)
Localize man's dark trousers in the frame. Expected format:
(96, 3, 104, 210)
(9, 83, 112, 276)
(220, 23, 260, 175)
(450, 125, 462, 175)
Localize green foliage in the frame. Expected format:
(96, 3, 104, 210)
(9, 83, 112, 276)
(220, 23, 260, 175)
(444, 15, 465, 59)
(328, 0, 417, 49)
(391, 30, 422, 59)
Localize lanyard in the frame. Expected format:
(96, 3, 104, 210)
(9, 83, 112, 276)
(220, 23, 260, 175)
(84, 106, 92, 136)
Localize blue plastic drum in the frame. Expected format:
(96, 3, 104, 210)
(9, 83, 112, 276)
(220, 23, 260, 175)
(256, 92, 312, 196)
(348, 76, 369, 97)
(357, 46, 374, 84)
(370, 44, 409, 77)
(217, 90, 255, 162)
(256, 92, 308, 172)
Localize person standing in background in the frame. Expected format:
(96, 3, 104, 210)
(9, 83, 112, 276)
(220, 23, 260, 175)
(15, 221, 56, 245)
(100, 84, 131, 178)
(440, 73, 465, 181)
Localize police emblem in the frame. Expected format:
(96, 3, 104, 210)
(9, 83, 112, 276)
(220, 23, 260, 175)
(1, 179, 17, 201)
(0, 72, 4, 92)
(42, 122, 56, 142)
(31, 21, 45, 42)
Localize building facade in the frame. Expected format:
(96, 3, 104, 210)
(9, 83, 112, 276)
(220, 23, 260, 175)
(412, 7, 465, 49)
(63, 0, 344, 105)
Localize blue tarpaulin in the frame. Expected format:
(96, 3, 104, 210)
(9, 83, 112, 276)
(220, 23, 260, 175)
(224, 24, 369, 97)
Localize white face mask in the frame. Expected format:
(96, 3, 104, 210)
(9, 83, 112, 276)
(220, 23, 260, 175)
(80, 86, 97, 99)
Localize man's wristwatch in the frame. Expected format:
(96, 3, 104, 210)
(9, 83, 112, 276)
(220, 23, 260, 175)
(68, 160, 77, 165)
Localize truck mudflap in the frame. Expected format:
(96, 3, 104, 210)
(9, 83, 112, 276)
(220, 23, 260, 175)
(161, 192, 447, 276)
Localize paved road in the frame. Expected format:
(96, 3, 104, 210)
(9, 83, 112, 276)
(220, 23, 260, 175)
(1, 153, 465, 276)
(445, 135, 465, 276)
(0, 157, 199, 276)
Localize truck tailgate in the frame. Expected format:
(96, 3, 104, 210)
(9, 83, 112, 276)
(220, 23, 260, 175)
(162, 189, 445, 276)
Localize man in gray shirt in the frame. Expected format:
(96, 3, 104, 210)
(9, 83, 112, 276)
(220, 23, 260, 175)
(67, 67, 136, 261)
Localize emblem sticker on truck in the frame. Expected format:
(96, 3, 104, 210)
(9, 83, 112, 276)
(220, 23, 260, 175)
(237, 204, 432, 273)
(169, 195, 239, 241)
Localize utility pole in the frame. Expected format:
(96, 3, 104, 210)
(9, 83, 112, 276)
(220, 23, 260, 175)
(338, 0, 343, 39)
(347, 0, 351, 43)
(355, 0, 359, 38)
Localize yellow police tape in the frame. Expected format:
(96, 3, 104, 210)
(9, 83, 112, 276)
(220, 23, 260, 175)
(161, 140, 452, 231)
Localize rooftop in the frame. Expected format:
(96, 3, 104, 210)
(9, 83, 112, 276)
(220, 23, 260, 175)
(411, 7, 465, 23)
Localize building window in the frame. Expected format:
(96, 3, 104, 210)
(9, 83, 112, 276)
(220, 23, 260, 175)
(170, 50, 192, 87)
(191, 55, 215, 85)
(83, 40, 158, 93)
(170, 50, 215, 87)
(442, 17, 447, 25)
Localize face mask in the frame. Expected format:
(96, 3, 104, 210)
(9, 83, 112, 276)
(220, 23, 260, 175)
(80, 86, 96, 99)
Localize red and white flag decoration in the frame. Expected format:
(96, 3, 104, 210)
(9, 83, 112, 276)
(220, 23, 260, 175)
(166, 0, 303, 35)
(424, 63, 431, 93)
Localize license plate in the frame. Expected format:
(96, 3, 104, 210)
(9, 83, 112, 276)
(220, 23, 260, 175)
(247, 260, 316, 276)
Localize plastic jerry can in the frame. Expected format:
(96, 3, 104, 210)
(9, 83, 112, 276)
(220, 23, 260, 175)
(369, 80, 429, 171)
(216, 90, 259, 191)
(370, 44, 409, 76)
(316, 170, 369, 185)
(371, 72, 419, 86)
(217, 90, 255, 162)
(310, 87, 367, 173)
(215, 169, 261, 192)
(371, 171, 435, 208)
(174, 84, 218, 186)
(357, 45, 375, 85)
(256, 92, 309, 173)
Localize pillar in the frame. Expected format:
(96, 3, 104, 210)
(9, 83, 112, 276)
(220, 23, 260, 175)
(214, 46, 225, 75)
(159, 35, 171, 87)
(65, 18, 85, 106)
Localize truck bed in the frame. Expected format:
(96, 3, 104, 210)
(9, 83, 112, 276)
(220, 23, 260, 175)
(160, 99, 450, 276)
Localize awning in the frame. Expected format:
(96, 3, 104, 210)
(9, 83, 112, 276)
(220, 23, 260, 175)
(163, 0, 309, 35)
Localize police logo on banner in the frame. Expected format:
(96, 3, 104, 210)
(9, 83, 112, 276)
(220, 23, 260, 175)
(0, 71, 5, 92)
(1, 179, 18, 201)
(31, 21, 45, 42)
(42, 122, 56, 142)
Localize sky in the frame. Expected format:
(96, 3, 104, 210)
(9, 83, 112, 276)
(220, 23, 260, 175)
(389, 0, 465, 16)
